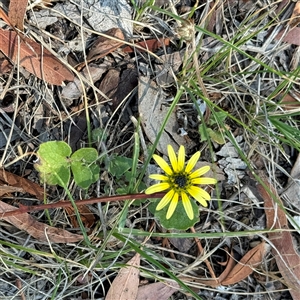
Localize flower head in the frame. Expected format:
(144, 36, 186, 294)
(145, 145, 217, 220)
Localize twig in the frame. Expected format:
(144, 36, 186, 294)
(190, 226, 217, 280)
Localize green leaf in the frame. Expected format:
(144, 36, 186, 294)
(108, 155, 133, 179)
(210, 111, 228, 125)
(207, 128, 225, 144)
(154, 199, 199, 230)
(34, 141, 71, 187)
(147, 198, 160, 214)
(116, 187, 128, 194)
(70, 148, 100, 189)
(199, 124, 208, 142)
(92, 128, 108, 143)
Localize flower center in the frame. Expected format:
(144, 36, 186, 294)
(174, 175, 188, 188)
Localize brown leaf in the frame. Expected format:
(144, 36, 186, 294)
(178, 248, 236, 288)
(61, 62, 110, 100)
(256, 171, 300, 300)
(221, 242, 269, 285)
(168, 234, 193, 253)
(110, 64, 138, 111)
(68, 113, 87, 151)
(289, 1, 300, 28)
(8, 0, 28, 31)
(0, 28, 74, 85)
(0, 169, 44, 200)
(0, 185, 24, 197)
(280, 92, 300, 111)
(216, 248, 236, 284)
(64, 204, 95, 229)
(81, 28, 124, 67)
(0, 7, 16, 29)
(122, 38, 170, 53)
(0, 55, 13, 74)
(0, 200, 83, 243)
(275, 27, 300, 46)
(106, 253, 140, 300)
(155, 50, 184, 85)
(273, 0, 290, 16)
(98, 68, 120, 102)
(136, 281, 180, 300)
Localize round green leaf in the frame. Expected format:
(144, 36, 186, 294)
(70, 148, 100, 189)
(92, 128, 108, 143)
(154, 199, 199, 230)
(108, 155, 133, 179)
(34, 141, 71, 187)
(71, 148, 98, 163)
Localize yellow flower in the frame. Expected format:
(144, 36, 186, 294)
(145, 145, 217, 220)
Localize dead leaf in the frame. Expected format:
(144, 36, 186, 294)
(155, 50, 185, 86)
(138, 76, 195, 156)
(64, 204, 95, 229)
(106, 253, 140, 300)
(98, 68, 120, 102)
(168, 231, 193, 253)
(273, 0, 290, 17)
(288, 151, 300, 179)
(280, 92, 300, 111)
(0, 55, 12, 74)
(0, 6, 17, 29)
(0, 28, 74, 85)
(0, 169, 44, 200)
(61, 62, 110, 100)
(221, 242, 269, 285)
(122, 38, 170, 53)
(0, 200, 83, 243)
(87, 28, 124, 60)
(0, 185, 24, 197)
(113, 65, 138, 110)
(289, 1, 300, 28)
(69, 113, 87, 151)
(256, 171, 300, 300)
(282, 154, 300, 207)
(217, 248, 236, 284)
(179, 244, 268, 288)
(8, 0, 28, 31)
(275, 27, 300, 46)
(136, 281, 180, 300)
(98, 64, 138, 111)
(179, 248, 236, 288)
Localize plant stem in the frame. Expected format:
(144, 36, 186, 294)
(0, 193, 166, 218)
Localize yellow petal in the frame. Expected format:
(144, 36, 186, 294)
(181, 192, 194, 220)
(185, 151, 200, 173)
(153, 154, 173, 175)
(190, 166, 210, 178)
(145, 182, 170, 194)
(187, 186, 211, 206)
(156, 190, 174, 210)
(177, 145, 185, 171)
(149, 174, 169, 181)
(168, 145, 178, 172)
(166, 192, 179, 219)
(188, 185, 211, 200)
(191, 177, 217, 185)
